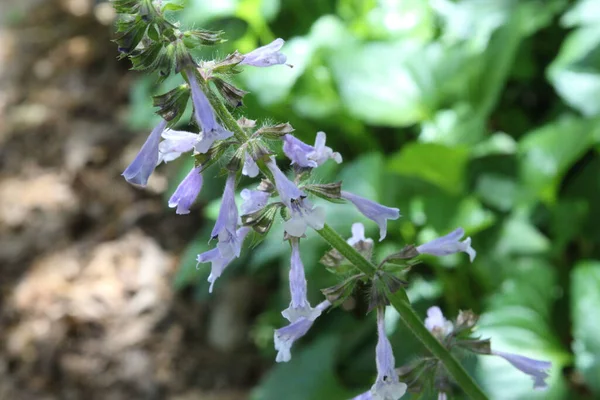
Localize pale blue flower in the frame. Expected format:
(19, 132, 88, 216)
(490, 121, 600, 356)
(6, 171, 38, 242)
(369, 308, 407, 400)
(341, 191, 400, 242)
(424, 306, 454, 337)
(493, 351, 551, 390)
(211, 173, 240, 258)
(122, 119, 167, 186)
(274, 300, 330, 363)
(281, 238, 321, 322)
(416, 228, 476, 262)
(158, 129, 198, 164)
(242, 153, 259, 177)
(187, 70, 233, 153)
(347, 222, 374, 246)
(198, 227, 251, 293)
(240, 189, 270, 215)
(168, 166, 203, 215)
(240, 38, 287, 67)
(266, 159, 325, 237)
(282, 132, 342, 168)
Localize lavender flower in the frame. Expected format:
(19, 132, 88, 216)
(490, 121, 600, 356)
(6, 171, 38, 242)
(282, 132, 342, 168)
(240, 189, 270, 215)
(274, 300, 330, 363)
(240, 38, 287, 67)
(187, 70, 233, 153)
(168, 166, 203, 215)
(266, 159, 325, 237)
(281, 238, 321, 322)
(354, 308, 407, 400)
(158, 129, 198, 164)
(198, 227, 251, 293)
(424, 306, 454, 337)
(211, 173, 240, 258)
(416, 228, 476, 262)
(122, 119, 168, 186)
(493, 351, 551, 390)
(341, 191, 400, 242)
(242, 153, 259, 177)
(347, 222, 374, 246)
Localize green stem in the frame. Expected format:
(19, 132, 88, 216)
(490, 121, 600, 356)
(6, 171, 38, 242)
(386, 290, 488, 400)
(211, 89, 488, 400)
(315, 223, 488, 400)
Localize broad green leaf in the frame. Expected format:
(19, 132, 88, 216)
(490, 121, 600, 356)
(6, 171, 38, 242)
(518, 116, 599, 204)
(252, 335, 351, 400)
(388, 143, 469, 194)
(495, 216, 550, 256)
(571, 261, 600, 394)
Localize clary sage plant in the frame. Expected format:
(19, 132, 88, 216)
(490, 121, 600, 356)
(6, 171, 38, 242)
(113, 1, 551, 399)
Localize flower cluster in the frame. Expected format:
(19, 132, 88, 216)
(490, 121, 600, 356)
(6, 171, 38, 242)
(115, 2, 551, 398)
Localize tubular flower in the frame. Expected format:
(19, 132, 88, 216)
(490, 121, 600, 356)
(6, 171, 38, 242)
(240, 189, 270, 215)
(274, 300, 330, 363)
(266, 159, 325, 237)
(198, 227, 251, 293)
(341, 191, 400, 241)
(282, 131, 342, 168)
(416, 228, 476, 262)
(493, 351, 552, 390)
(347, 222, 374, 246)
(123, 119, 168, 186)
(424, 306, 454, 338)
(168, 166, 203, 214)
(281, 238, 321, 322)
(240, 38, 287, 67)
(187, 70, 232, 153)
(211, 173, 240, 258)
(242, 153, 259, 177)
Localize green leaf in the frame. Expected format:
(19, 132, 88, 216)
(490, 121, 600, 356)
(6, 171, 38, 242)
(388, 143, 469, 195)
(251, 335, 351, 400)
(518, 116, 598, 204)
(495, 215, 550, 256)
(571, 260, 600, 394)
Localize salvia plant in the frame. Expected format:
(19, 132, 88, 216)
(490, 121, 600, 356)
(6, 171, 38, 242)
(113, 1, 552, 399)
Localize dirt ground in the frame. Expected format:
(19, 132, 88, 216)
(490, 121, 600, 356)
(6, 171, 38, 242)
(0, 1, 267, 398)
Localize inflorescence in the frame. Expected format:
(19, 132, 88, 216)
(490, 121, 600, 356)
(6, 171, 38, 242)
(112, 1, 552, 398)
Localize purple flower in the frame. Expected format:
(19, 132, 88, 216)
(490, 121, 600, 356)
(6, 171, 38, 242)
(347, 222, 374, 246)
(211, 173, 240, 258)
(341, 191, 400, 242)
(282, 132, 342, 168)
(266, 159, 325, 237)
(493, 351, 551, 390)
(198, 227, 251, 293)
(158, 129, 198, 164)
(364, 308, 407, 400)
(242, 153, 259, 177)
(187, 70, 233, 153)
(424, 306, 453, 337)
(274, 300, 330, 363)
(240, 189, 270, 215)
(416, 228, 476, 262)
(168, 166, 203, 215)
(281, 238, 321, 322)
(240, 38, 287, 67)
(122, 119, 168, 186)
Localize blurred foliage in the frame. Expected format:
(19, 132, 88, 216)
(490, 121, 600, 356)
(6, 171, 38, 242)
(126, 0, 600, 398)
